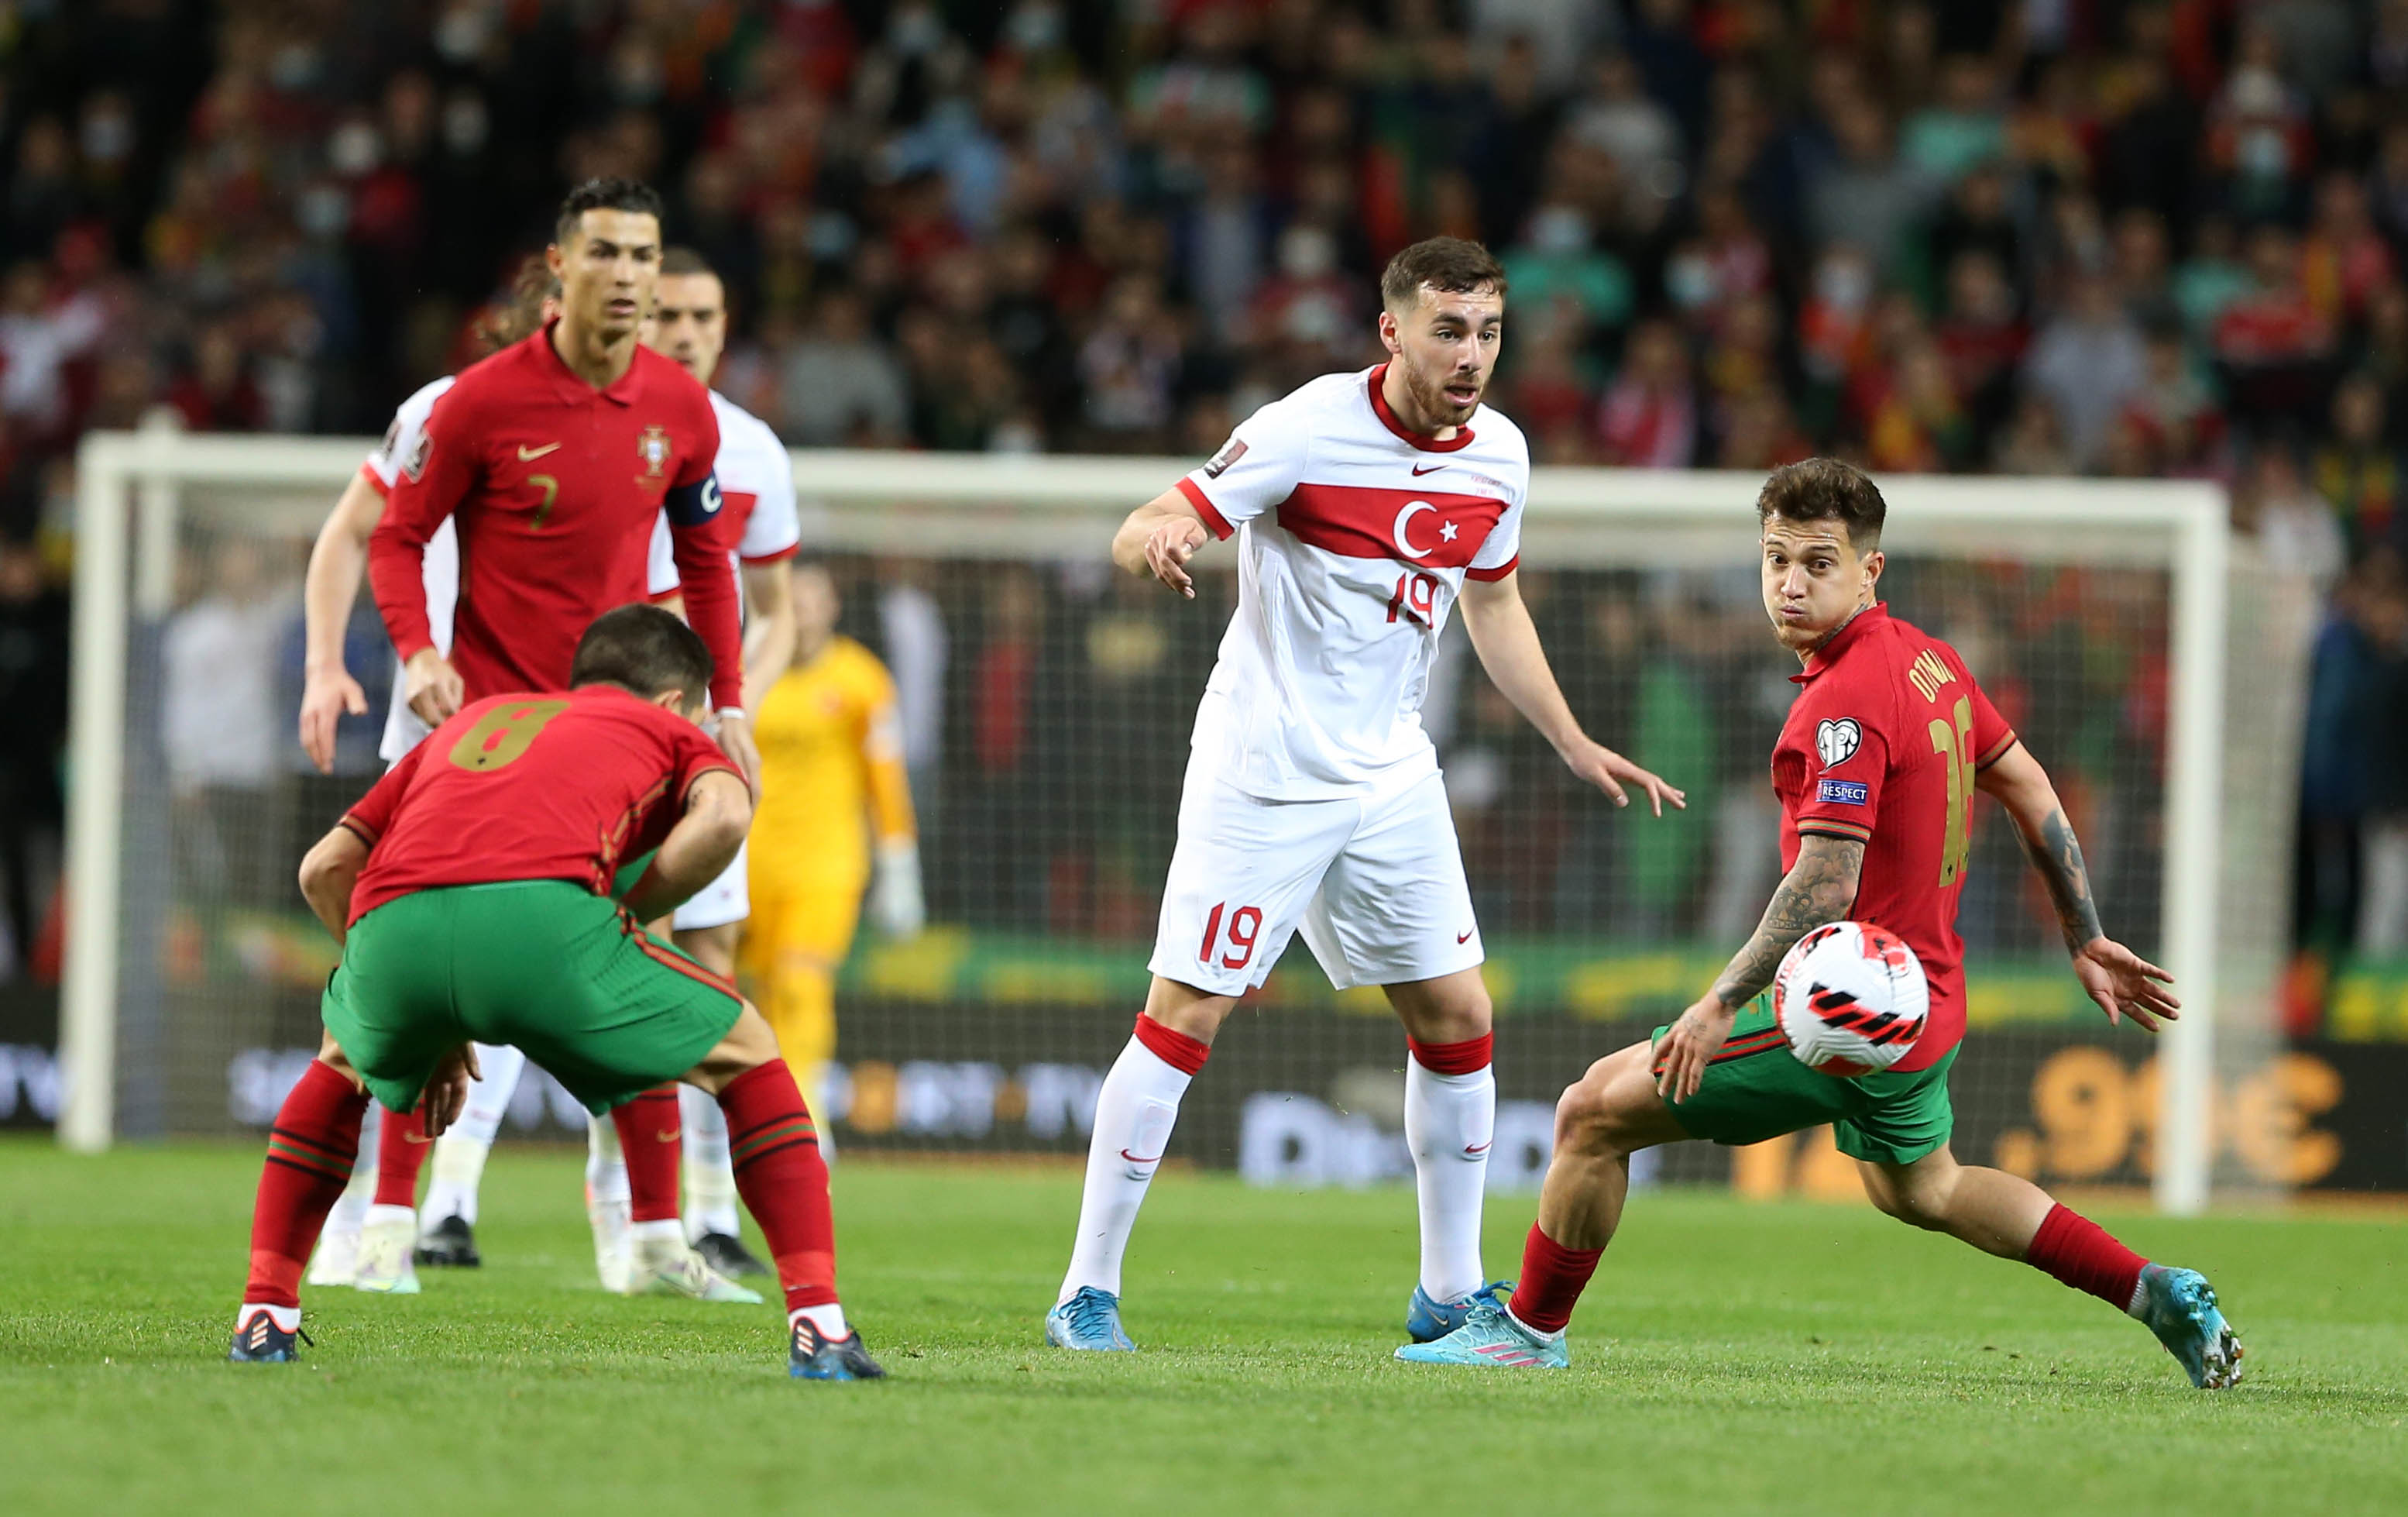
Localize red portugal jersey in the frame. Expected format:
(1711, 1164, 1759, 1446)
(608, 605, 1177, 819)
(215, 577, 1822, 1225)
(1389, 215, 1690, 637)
(1771, 604, 2017, 1071)
(367, 322, 745, 708)
(339, 685, 741, 924)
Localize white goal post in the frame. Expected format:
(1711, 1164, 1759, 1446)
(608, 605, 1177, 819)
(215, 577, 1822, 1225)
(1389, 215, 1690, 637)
(63, 425, 2292, 1215)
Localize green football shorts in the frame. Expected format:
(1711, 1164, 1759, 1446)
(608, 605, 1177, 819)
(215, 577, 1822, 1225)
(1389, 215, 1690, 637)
(321, 880, 743, 1116)
(1651, 992, 1959, 1166)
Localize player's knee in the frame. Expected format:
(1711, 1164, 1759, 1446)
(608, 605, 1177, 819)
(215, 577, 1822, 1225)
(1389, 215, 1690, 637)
(1864, 1167, 1954, 1232)
(1554, 1057, 1643, 1158)
(684, 1002, 781, 1095)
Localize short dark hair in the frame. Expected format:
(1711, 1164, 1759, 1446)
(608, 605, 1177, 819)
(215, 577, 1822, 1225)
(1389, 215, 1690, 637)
(569, 604, 713, 705)
(1757, 458, 1888, 551)
(659, 246, 715, 278)
(1379, 237, 1507, 312)
(554, 177, 664, 247)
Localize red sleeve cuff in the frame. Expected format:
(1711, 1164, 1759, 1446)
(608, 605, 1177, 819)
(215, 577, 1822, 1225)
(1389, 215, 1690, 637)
(1795, 819, 1874, 844)
(1975, 731, 2018, 769)
(739, 543, 800, 566)
(357, 463, 391, 497)
(648, 588, 683, 606)
(338, 815, 381, 847)
(1465, 555, 1520, 582)
(1175, 476, 1235, 540)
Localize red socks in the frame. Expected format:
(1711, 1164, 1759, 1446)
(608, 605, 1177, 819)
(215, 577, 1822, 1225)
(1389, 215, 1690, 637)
(1406, 1032, 1493, 1075)
(246, 1060, 369, 1308)
(1509, 1223, 1602, 1334)
(718, 1060, 837, 1312)
(373, 1106, 429, 1207)
(2025, 1202, 2148, 1311)
(611, 1085, 685, 1224)
(1133, 1014, 1211, 1075)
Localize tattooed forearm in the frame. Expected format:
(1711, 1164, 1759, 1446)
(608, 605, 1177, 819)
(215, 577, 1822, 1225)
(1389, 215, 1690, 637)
(1708, 836, 1864, 1009)
(2015, 806, 2104, 953)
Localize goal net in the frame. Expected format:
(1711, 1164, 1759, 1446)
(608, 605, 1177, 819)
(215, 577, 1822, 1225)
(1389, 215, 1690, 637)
(63, 427, 2313, 1213)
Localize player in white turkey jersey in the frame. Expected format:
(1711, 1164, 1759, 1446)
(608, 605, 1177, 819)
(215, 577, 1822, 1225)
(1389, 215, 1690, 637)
(1046, 239, 1685, 1355)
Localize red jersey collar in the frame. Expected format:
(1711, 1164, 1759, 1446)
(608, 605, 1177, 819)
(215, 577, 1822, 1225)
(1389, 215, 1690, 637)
(1791, 602, 1888, 683)
(535, 318, 643, 407)
(1366, 363, 1477, 452)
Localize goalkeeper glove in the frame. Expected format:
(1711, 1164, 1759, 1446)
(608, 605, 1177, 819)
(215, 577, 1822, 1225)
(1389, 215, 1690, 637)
(871, 838, 925, 938)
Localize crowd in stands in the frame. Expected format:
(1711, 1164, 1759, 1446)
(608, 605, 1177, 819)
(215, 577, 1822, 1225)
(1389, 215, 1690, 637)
(2, 1, 2406, 986)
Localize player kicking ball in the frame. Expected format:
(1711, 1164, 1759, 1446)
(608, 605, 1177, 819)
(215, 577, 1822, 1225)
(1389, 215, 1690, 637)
(228, 607, 880, 1380)
(1046, 239, 1682, 1354)
(1399, 459, 2241, 1389)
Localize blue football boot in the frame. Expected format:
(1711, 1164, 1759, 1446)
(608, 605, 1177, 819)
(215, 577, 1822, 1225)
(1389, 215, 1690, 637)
(789, 1319, 887, 1381)
(1395, 1299, 1568, 1368)
(227, 1309, 307, 1364)
(1045, 1285, 1135, 1351)
(1407, 1279, 1514, 1343)
(2133, 1264, 2243, 1388)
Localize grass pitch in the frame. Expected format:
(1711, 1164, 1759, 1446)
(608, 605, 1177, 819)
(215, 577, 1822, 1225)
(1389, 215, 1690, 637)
(2, 1139, 2403, 1515)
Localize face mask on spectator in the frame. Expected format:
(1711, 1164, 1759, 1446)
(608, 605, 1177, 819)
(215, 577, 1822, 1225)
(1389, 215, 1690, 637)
(1529, 206, 1590, 256)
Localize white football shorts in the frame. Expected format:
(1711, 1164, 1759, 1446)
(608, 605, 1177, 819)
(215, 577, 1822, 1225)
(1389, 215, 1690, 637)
(1148, 763, 1482, 997)
(672, 838, 750, 933)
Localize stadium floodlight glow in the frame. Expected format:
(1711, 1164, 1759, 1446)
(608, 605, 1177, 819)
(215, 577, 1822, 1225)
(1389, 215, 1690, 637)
(64, 427, 2300, 1218)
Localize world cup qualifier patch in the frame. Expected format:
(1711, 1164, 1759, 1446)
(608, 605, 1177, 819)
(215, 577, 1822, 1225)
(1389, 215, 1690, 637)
(1203, 437, 1248, 478)
(1815, 717, 1862, 768)
(1816, 778, 1870, 806)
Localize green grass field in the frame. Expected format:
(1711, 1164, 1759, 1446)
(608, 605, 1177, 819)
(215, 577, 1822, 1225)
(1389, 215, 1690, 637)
(2, 1138, 2403, 1515)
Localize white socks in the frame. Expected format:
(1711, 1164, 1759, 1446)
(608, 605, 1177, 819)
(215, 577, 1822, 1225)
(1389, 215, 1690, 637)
(792, 1302, 850, 1340)
(678, 1082, 742, 1240)
(421, 1043, 527, 1226)
(585, 1112, 629, 1204)
(1056, 1027, 1201, 1304)
(1405, 1045, 1495, 1304)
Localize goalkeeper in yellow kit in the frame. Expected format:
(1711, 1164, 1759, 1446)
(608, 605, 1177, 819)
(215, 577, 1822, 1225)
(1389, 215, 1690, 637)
(746, 560, 922, 1133)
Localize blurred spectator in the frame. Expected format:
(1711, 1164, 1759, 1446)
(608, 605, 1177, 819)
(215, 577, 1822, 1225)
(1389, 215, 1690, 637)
(1596, 318, 1695, 468)
(1075, 273, 1182, 452)
(1806, 98, 1933, 277)
(0, 535, 65, 980)
(781, 288, 910, 448)
(162, 537, 296, 907)
(2025, 274, 2149, 470)
(2237, 444, 2349, 592)
(2313, 373, 2403, 557)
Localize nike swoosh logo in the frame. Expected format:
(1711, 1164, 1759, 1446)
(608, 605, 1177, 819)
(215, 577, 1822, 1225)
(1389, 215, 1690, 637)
(517, 442, 562, 460)
(1464, 1141, 1492, 1155)
(1412, 463, 1445, 476)
(655, 1130, 679, 1144)
(403, 1132, 432, 1144)
(1457, 930, 1475, 944)
(1119, 1148, 1163, 1164)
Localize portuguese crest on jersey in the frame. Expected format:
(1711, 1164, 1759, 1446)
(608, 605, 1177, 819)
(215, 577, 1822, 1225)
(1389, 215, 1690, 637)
(638, 424, 671, 477)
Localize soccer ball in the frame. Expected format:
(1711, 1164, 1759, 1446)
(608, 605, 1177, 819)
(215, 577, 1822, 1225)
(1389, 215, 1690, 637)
(1772, 921, 1930, 1077)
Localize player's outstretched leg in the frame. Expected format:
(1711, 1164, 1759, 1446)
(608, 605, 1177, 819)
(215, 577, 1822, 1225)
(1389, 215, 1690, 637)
(230, 1054, 370, 1362)
(414, 1041, 528, 1267)
(354, 1107, 427, 1295)
(689, 1028, 879, 1380)
(586, 1096, 759, 1304)
(1048, 994, 1218, 1351)
(1859, 1151, 2243, 1389)
(1400, 1041, 1686, 1368)
(306, 1102, 378, 1287)
(678, 1082, 768, 1276)
(1390, 971, 1503, 1341)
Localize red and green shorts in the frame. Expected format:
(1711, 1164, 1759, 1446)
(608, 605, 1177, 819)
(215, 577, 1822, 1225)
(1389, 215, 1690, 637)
(1651, 992, 1959, 1167)
(321, 881, 742, 1116)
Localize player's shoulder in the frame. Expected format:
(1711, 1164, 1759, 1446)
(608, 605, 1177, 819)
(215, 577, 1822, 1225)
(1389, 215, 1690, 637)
(709, 390, 787, 464)
(1466, 401, 1530, 466)
(1245, 370, 1369, 431)
(395, 374, 457, 427)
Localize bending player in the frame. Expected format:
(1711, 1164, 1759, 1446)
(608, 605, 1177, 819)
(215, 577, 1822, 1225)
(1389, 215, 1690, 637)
(228, 607, 881, 1380)
(1047, 239, 1682, 1353)
(582, 246, 805, 1282)
(361, 177, 756, 1301)
(1400, 459, 2241, 1388)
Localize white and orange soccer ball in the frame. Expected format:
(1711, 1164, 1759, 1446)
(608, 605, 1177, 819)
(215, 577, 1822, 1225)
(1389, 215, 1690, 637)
(1771, 921, 1930, 1076)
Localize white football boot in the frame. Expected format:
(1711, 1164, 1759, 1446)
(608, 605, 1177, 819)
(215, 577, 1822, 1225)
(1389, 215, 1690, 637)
(352, 1205, 421, 1295)
(623, 1221, 761, 1304)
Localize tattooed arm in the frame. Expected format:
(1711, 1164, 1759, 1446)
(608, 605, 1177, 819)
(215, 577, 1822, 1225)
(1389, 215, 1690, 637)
(1654, 834, 1864, 1102)
(1977, 740, 2183, 1031)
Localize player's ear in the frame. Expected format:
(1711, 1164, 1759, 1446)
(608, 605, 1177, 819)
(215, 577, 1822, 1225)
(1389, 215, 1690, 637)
(1862, 547, 1885, 590)
(1377, 308, 1402, 356)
